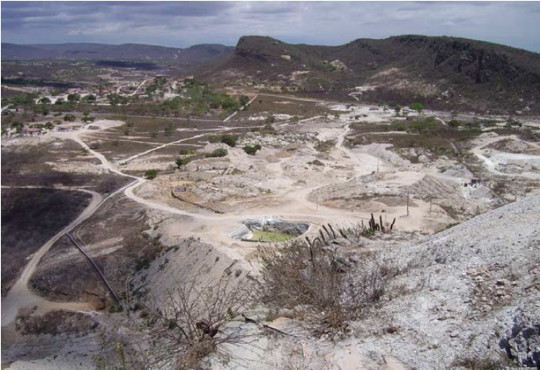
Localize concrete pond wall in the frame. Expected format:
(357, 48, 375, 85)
(230, 217, 310, 242)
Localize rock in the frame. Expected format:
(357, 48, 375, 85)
(499, 308, 540, 367)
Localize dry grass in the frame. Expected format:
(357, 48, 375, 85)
(233, 94, 330, 121)
(259, 235, 400, 334)
(97, 270, 256, 369)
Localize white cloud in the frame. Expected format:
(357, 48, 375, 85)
(1, 1, 539, 52)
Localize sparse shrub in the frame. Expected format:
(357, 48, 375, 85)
(206, 148, 228, 158)
(100, 273, 254, 369)
(63, 113, 76, 122)
(175, 156, 193, 167)
(409, 103, 424, 112)
(208, 135, 220, 143)
(134, 258, 151, 272)
(208, 134, 238, 147)
(315, 139, 335, 153)
(243, 144, 261, 155)
(164, 123, 174, 137)
(67, 93, 80, 103)
(390, 122, 408, 131)
(144, 169, 159, 179)
(465, 121, 481, 129)
(220, 134, 238, 147)
(81, 94, 96, 104)
(178, 149, 195, 155)
(239, 95, 249, 107)
(259, 234, 397, 333)
(265, 114, 275, 124)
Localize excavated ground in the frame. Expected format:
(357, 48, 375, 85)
(2, 99, 539, 368)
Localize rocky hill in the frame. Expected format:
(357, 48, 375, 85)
(1, 42, 234, 64)
(206, 35, 540, 114)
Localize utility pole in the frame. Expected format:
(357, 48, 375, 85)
(406, 192, 410, 216)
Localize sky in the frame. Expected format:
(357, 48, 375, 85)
(2, 1, 540, 52)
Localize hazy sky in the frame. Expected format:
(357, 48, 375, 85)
(2, 1, 540, 52)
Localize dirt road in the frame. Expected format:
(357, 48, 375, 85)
(2, 188, 102, 326)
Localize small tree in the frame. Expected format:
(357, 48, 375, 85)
(98, 273, 254, 369)
(67, 93, 80, 103)
(39, 97, 51, 104)
(239, 95, 249, 107)
(206, 148, 228, 158)
(175, 157, 193, 168)
(220, 134, 237, 147)
(164, 123, 174, 137)
(243, 144, 261, 155)
(64, 114, 76, 122)
(409, 103, 424, 113)
(81, 94, 96, 104)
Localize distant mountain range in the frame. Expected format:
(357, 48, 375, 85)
(3, 36, 540, 114)
(1, 42, 234, 64)
(206, 35, 540, 114)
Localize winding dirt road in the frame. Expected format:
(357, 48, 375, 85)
(2, 187, 102, 326)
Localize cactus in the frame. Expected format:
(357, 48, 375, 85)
(328, 224, 337, 238)
(319, 229, 326, 244)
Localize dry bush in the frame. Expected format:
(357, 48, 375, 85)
(96, 273, 255, 369)
(259, 238, 398, 333)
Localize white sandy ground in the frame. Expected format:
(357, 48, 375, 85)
(3, 103, 540, 368)
(3, 107, 535, 325)
(471, 133, 540, 180)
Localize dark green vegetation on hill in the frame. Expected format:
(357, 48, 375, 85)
(206, 35, 540, 114)
(3, 35, 539, 115)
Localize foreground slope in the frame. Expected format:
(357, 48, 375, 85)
(365, 194, 540, 368)
(208, 195, 540, 369)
